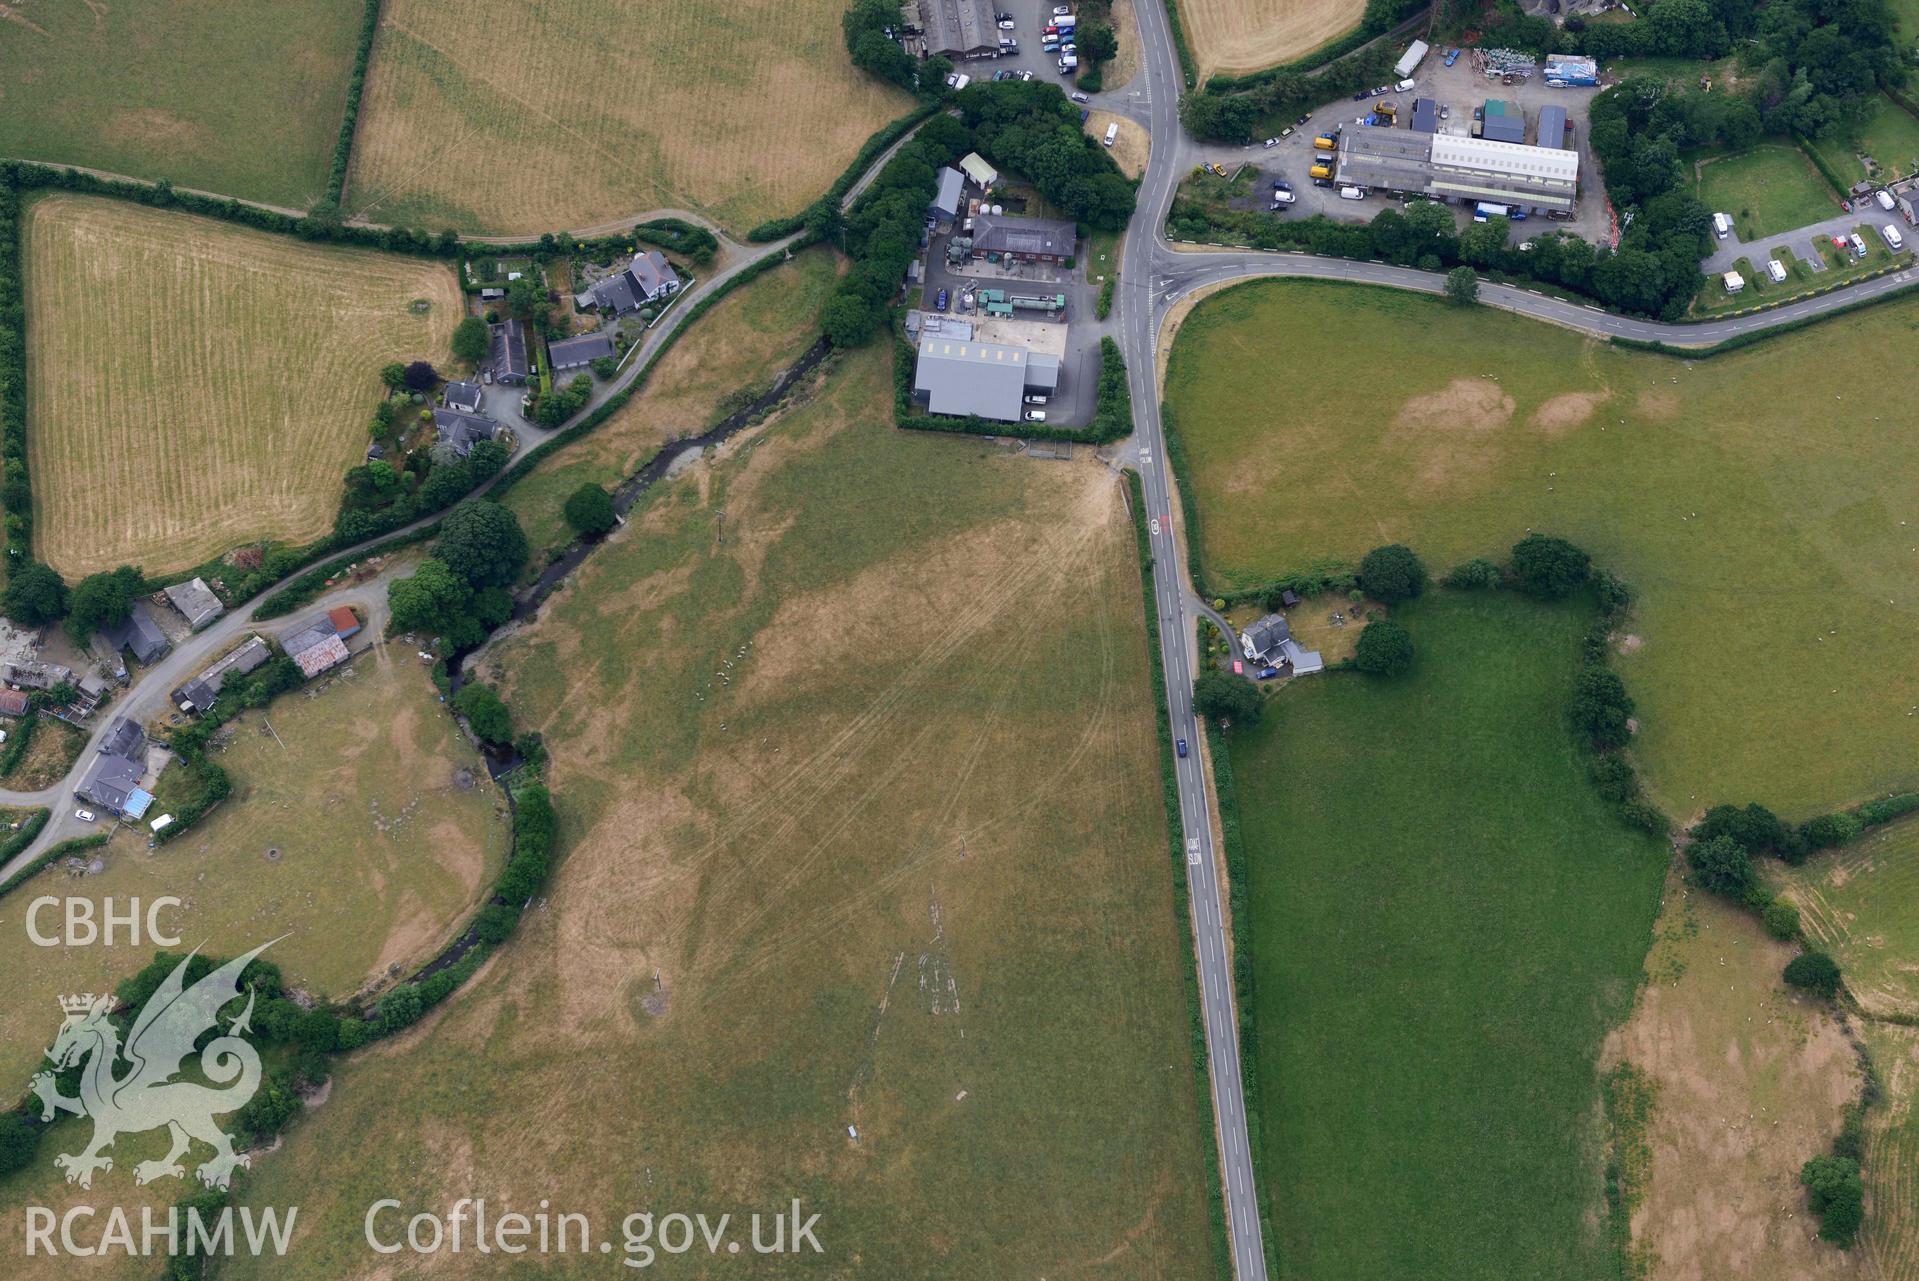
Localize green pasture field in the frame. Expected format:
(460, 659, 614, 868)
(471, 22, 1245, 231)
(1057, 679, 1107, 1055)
(220, 345, 1218, 1279)
(1164, 279, 1919, 817)
(0, 0, 361, 208)
(1806, 95, 1919, 185)
(1225, 590, 1667, 1281)
(1693, 144, 1838, 239)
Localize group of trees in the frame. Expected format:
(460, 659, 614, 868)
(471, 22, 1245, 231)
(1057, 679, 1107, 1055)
(843, 0, 952, 95)
(954, 81, 1138, 231)
(387, 500, 529, 650)
(563, 483, 617, 537)
(1352, 543, 1424, 677)
(0, 559, 167, 646)
(532, 373, 595, 428)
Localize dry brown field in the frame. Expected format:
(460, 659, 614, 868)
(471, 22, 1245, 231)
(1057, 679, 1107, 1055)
(1184, 0, 1367, 80)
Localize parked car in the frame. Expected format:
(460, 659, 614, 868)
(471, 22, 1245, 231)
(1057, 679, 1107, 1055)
(1257, 667, 1280, 680)
(1024, 409, 1048, 422)
(935, 288, 949, 311)
(1053, 4, 1072, 13)
(1000, 37, 1017, 49)
(992, 69, 1010, 80)
(1024, 394, 1048, 404)
(1439, 105, 1451, 120)
(1176, 738, 1189, 758)
(76, 808, 97, 823)
(1280, 125, 1295, 137)
(1263, 136, 1281, 148)
(1271, 181, 1295, 204)
(1338, 185, 1366, 200)
(1395, 78, 1416, 92)
(1312, 176, 1334, 188)
(1071, 91, 1090, 102)
(1352, 90, 1369, 101)
(998, 16, 1015, 27)
(1018, 70, 1034, 80)
(1079, 108, 1089, 122)
(1295, 113, 1311, 126)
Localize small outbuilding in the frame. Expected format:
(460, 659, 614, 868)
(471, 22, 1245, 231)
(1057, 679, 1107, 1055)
(444, 380, 485, 413)
(549, 331, 616, 372)
(163, 578, 225, 631)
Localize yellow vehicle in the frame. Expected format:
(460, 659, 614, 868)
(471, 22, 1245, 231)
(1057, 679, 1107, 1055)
(1310, 162, 1334, 180)
(1313, 135, 1338, 151)
(1374, 102, 1397, 120)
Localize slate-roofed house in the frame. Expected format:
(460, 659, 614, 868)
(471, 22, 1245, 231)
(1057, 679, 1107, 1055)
(444, 381, 485, 413)
(100, 601, 170, 666)
(1240, 614, 1293, 664)
(282, 616, 351, 679)
(77, 717, 150, 818)
(433, 407, 498, 459)
(490, 319, 531, 385)
(627, 251, 682, 303)
(100, 716, 143, 760)
(163, 578, 224, 631)
(969, 214, 1077, 263)
(579, 251, 682, 316)
(549, 331, 616, 371)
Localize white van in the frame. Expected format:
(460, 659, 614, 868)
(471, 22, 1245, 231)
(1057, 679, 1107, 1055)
(1765, 259, 1788, 283)
(1338, 185, 1366, 201)
(1882, 222, 1905, 251)
(1876, 190, 1897, 212)
(1103, 122, 1118, 147)
(1711, 211, 1732, 238)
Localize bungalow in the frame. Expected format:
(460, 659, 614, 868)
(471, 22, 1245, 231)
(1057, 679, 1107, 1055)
(163, 578, 224, 631)
(444, 380, 485, 414)
(549, 331, 616, 372)
(100, 601, 170, 666)
(172, 635, 271, 713)
(490, 319, 531, 385)
(578, 251, 682, 316)
(433, 407, 498, 459)
(282, 615, 351, 679)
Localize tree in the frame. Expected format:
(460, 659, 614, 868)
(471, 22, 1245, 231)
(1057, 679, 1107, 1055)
(1358, 544, 1427, 604)
(1354, 618, 1414, 676)
(386, 558, 471, 638)
(1445, 265, 1480, 305)
(821, 293, 880, 348)
(1077, 21, 1119, 66)
(1686, 833, 1754, 898)
(450, 316, 489, 364)
(563, 483, 617, 537)
(1692, 802, 1786, 857)
(1194, 670, 1261, 725)
(1569, 666, 1635, 749)
(590, 355, 619, 381)
(1762, 899, 1801, 941)
(2, 561, 67, 626)
(1510, 533, 1591, 599)
(435, 500, 529, 589)
(402, 360, 439, 392)
(379, 362, 407, 391)
(1801, 1152, 1865, 1245)
(1443, 557, 1501, 589)
(454, 682, 513, 744)
(65, 565, 145, 642)
(1783, 950, 1843, 999)
(504, 276, 545, 323)
(465, 438, 509, 483)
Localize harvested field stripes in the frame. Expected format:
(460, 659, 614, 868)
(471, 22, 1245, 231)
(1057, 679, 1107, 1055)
(345, 0, 911, 235)
(23, 195, 460, 576)
(1867, 1027, 1919, 1281)
(1183, 0, 1367, 80)
(1778, 817, 1919, 1019)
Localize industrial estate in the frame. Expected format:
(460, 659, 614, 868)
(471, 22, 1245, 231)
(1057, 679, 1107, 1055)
(1, 0, 1916, 1278)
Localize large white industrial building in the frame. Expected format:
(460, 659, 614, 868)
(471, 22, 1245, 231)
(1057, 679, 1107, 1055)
(1336, 128, 1581, 214)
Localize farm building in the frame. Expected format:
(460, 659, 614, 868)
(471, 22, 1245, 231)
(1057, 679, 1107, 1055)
(434, 407, 498, 458)
(1410, 99, 1438, 134)
(959, 153, 999, 189)
(1336, 130, 1580, 213)
(444, 380, 485, 413)
(1535, 104, 1570, 149)
(930, 167, 965, 221)
(970, 214, 1077, 263)
(580, 251, 682, 316)
(1239, 613, 1324, 676)
(329, 607, 362, 638)
(549, 331, 616, 372)
(100, 601, 170, 665)
(172, 635, 271, 714)
(282, 615, 352, 679)
(490, 319, 531, 385)
(4, 660, 73, 692)
(77, 718, 150, 819)
(919, 0, 999, 58)
(0, 690, 27, 717)
(1480, 100, 1525, 144)
(912, 337, 1060, 421)
(163, 578, 224, 631)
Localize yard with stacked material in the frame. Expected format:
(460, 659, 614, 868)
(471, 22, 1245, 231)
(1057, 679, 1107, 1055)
(1226, 590, 1667, 1281)
(342, 0, 910, 234)
(1180, 0, 1365, 79)
(23, 194, 462, 577)
(220, 344, 1216, 1278)
(0, 0, 361, 208)
(501, 247, 843, 555)
(1164, 279, 1919, 817)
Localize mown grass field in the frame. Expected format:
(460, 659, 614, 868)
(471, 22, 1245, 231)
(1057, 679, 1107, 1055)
(1226, 590, 1667, 1281)
(0, 655, 506, 1091)
(1776, 816, 1919, 1018)
(1807, 95, 1919, 184)
(24, 195, 462, 577)
(1182, 0, 1365, 79)
(1693, 144, 1838, 239)
(501, 248, 842, 555)
(1165, 279, 1919, 817)
(0, 0, 360, 209)
(221, 343, 1216, 1278)
(1865, 1023, 1919, 1281)
(344, 0, 910, 234)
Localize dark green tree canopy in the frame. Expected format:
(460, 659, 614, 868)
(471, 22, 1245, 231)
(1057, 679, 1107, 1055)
(1445, 265, 1480, 305)
(66, 565, 146, 643)
(450, 316, 489, 364)
(1686, 833, 1754, 898)
(454, 682, 513, 744)
(435, 500, 529, 589)
(1354, 617, 1414, 676)
(1510, 533, 1592, 599)
(1358, 544, 1427, 604)
(1783, 950, 1843, 999)
(563, 483, 618, 537)
(2, 561, 68, 627)
(1194, 670, 1262, 726)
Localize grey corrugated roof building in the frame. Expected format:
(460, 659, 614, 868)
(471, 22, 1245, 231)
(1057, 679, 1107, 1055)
(931, 167, 965, 220)
(549, 332, 616, 371)
(283, 616, 351, 678)
(913, 338, 1059, 422)
(100, 601, 170, 665)
(434, 407, 497, 458)
(1410, 99, 1438, 134)
(1481, 99, 1526, 144)
(173, 635, 271, 713)
(971, 214, 1077, 262)
(164, 578, 224, 631)
(1535, 104, 1569, 149)
(919, 0, 999, 57)
(490, 319, 531, 384)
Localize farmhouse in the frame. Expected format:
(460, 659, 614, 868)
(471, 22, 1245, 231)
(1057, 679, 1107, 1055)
(578, 251, 683, 316)
(1336, 130, 1580, 214)
(1240, 613, 1325, 676)
(913, 337, 1060, 421)
(172, 635, 271, 714)
(433, 407, 498, 459)
(549, 331, 616, 372)
(76, 717, 150, 819)
(444, 380, 485, 413)
(163, 578, 224, 631)
(490, 319, 531, 385)
(99, 601, 170, 665)
(282, 614, 351, 679)
(959, 153, 999, 190)
(919, 0, 999, 58)
(970, 214, 1077, 263)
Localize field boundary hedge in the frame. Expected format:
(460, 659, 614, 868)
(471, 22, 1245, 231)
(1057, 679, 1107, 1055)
(0, 183, 32, 565)
(0, 822, 89, 902)
(1164, 0, 1200, 87)
(745, 104, 942, 242)
(325, 0, 385, 207)
(1125, 470, 1234, 1281)
(1614, 277, 1919, 358)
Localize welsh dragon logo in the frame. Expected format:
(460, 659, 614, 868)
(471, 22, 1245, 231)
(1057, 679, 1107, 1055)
(30, 939, 277, 1190)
